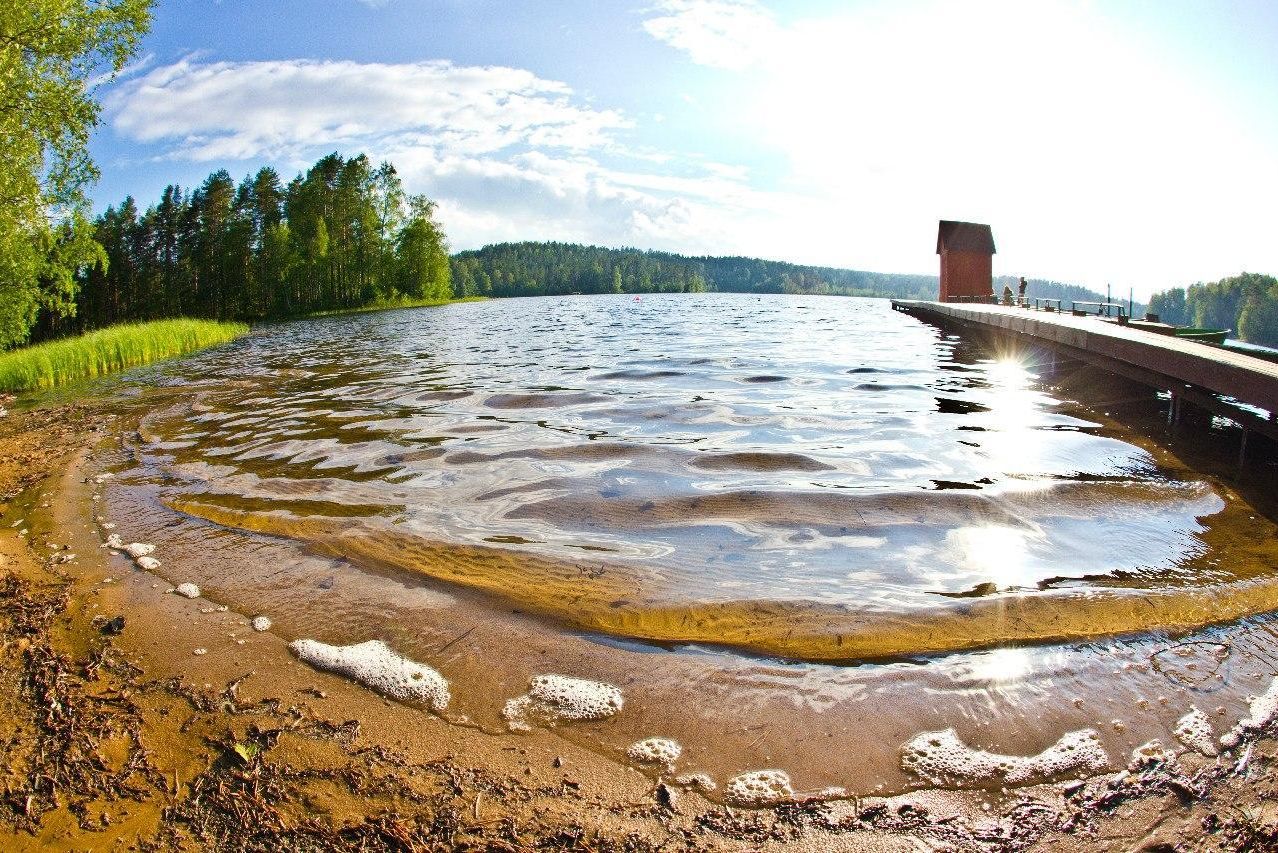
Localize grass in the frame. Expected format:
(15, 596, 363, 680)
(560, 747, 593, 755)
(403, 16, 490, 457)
(0, 318, 249, 392)
(303, 295, 488, 319)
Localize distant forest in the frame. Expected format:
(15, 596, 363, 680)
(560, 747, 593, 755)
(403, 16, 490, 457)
(1148, 272, 1278, 347)
(451, 241, 1122, 308)
(27, 151, 1133, 348)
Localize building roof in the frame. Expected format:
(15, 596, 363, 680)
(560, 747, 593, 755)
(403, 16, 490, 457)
(936, 220, 996, 255)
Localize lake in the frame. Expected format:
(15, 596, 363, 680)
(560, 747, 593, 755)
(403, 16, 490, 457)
(99, 293, 1278, 795)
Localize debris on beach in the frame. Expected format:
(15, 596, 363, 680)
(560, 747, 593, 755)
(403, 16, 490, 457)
(100, 615, 125, 635)
(193, 648, 207, 656)
(1221, 677, 1278, 748)
(174, 583, 201, 598)
(289, 638, 450, 710)
(502, 673, 623, 731)
(725, 769, 794, 805)
(901, 728, 1110, 786)
(1128, 739, 1178, 771)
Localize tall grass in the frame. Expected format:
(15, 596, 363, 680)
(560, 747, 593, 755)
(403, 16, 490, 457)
(0, 319, 249, 392)
(304, 294, 488, 319)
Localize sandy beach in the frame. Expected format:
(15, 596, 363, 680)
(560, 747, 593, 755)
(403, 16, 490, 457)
(0, 395, 1273, 852)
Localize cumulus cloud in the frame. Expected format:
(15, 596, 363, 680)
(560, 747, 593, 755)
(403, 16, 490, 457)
(106, 58, 629, 162)
(104, 56, 782, 257)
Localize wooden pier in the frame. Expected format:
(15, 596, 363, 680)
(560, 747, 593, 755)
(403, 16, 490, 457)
(891, 300, 1278, 451)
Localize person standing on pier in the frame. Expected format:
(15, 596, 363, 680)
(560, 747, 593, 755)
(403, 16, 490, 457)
(1018, 277, 1028, 305)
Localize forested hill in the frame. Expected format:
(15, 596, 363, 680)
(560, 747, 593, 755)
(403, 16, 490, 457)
(1149, 273, 1278, 347)
(449, 241, 1123, 307)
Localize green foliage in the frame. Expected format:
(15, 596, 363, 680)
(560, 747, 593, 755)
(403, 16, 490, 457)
(40, 153, 453, 339)
(1149, 273, 1278, 346)
(449, 242, 1125, 305)
(0, 318, 246, 391)
(0, 0, 152, 349)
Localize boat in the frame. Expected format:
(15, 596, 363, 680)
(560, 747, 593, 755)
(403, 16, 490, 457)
(1117, 318, 1228, 345)
(1173, 328, 1229, 345)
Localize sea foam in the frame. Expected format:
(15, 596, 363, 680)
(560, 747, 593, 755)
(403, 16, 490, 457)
(725, 769, 794, 805)
(502, 674, 623, 731)
(289, 639, 449, 710)
(626, 737, 682, 767)
(1221, 677, 1278, 748)
(1173, 707, 1217, 756)
(901, 728, 1109, 785)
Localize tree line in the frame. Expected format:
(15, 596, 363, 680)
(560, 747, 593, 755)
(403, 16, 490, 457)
(1148, 273, 1278, 347)
(33, 153, 450, 341)
(450, 241, 1126, 306)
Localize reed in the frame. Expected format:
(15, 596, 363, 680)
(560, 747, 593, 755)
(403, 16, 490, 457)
(0, 319, 249, 392)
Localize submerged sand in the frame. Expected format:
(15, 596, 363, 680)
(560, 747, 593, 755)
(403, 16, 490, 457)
(1, 400, 1277, 851)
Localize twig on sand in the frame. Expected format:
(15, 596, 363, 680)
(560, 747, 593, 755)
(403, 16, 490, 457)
(438, 625, 477, 653)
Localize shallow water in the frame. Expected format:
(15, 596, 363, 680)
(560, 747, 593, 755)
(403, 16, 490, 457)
(97, 294, 1278, 796)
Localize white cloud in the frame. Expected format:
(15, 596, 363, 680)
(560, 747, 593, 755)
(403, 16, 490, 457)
(642, 0, 777, 71)
(106, 58, 629, 163)
(104, 56, 782, 258)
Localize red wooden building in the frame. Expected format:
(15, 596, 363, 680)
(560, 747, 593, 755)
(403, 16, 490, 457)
(936, 220, 996, 301)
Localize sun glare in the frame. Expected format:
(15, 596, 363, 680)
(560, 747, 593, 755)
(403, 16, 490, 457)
(966, 647, 1034, 685)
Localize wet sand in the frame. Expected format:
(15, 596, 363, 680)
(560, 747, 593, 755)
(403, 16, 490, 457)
(2, 401, 1278, 851)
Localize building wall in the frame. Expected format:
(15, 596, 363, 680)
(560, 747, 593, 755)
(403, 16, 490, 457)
(939, 250, 993, 301)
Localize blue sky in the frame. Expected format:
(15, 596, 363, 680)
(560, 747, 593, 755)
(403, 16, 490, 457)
(90, 0, 1278, 297)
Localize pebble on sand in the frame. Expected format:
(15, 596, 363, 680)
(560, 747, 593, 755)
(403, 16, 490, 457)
(251, 615, 272, 632)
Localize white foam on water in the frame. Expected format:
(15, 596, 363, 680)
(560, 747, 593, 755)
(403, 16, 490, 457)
(502, 674, 623, 730)
(102, 533, 124, 550)
(124, 542, 155, 558)
(251, 616, 272, 632)
(1221, 677, 1278, 748)
(901, 728, 1110, 786)
(289, 639, 449, 710)
(1174, 707, 1217, 756)
(725, 769, 794, 806)
(136, 556, 161, 571)
(626, 737, 682, 766)
(173, 583, 201, 598)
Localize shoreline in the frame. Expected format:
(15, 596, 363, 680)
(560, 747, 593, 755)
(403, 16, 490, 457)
(1, 399, 1276, 851)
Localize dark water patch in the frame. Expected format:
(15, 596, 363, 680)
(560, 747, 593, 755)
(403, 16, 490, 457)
(483, 392, 609, 409)
(930, 480, 984, 490)
(689, 452, 834, 473)
(740, 374, 788, 384)
(934, 582, 1004, 598)
(446, 442, 649, 465)
(483, 535, 543, 545)
(412, 390, 474, 402)
(853, 383, 925, 392)
(935, 397, 991, 415)
(595, 369, 688, 380)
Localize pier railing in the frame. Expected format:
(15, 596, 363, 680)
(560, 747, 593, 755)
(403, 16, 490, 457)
(944, 295, 1126, 319)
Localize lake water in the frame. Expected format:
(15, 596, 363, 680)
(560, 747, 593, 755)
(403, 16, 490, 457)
(99, 294, 1278, 796)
